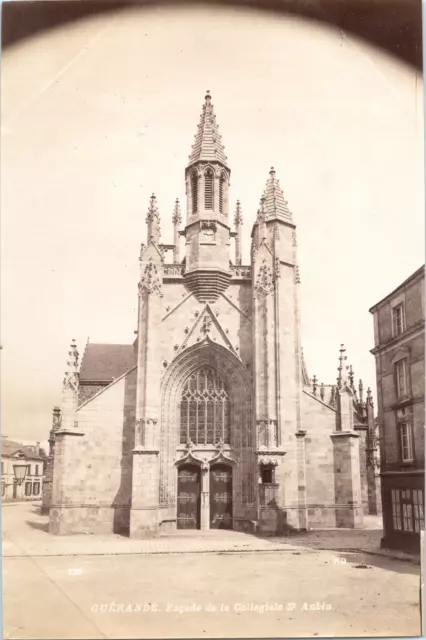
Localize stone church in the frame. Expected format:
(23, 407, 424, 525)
(43, 91, 380, 536)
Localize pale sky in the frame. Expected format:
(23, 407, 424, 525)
(1, 5, 424, 442)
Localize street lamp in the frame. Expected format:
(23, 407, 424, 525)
(13, 462, 29, 486)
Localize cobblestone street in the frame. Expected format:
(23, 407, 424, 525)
(2, 502, 422, 639)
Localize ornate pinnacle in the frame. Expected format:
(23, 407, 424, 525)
(146, 193, 161, 243)
(66, 339, 79, 372)
(312, 375, 317, 396)
(320, 382, 325, 401)
(348, 364, 354, 389)
(330, 385, 336, 407)
(366, 387, 373, 406)
(234, 200, 243, 227)
(358, 378, 364, 404)
(172, 198, 182, 226)
(337, 344, 348, 388)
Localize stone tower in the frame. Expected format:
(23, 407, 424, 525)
(250, 168, 304, 532)
(183, 90, 232, 301)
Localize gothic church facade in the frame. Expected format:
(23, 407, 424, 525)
(45, 92, 380, 536)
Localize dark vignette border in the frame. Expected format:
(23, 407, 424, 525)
(1, 0, 422, 70)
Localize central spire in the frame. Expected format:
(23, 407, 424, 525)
(187, 91, 229, 169)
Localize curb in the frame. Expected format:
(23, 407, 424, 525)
(314, 546, 420, 565)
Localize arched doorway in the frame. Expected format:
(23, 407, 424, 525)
(210, 463, 233, 529)
(177, 464, 201, 529)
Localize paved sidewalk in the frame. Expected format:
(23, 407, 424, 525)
(2, 502, 420, 564)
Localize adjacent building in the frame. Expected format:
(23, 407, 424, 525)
(1, 437, 46, 502)
(47, 92, 379, 537)
(370, 265, 425, 551)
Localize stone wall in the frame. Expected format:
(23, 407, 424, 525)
(50, 368, 137, 535)
(302, 391, 337, 527)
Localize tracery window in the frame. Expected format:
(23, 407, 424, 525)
(204, 169, 214, 209)
(180, 367, 230, 445)
(191, 172, 198, 214)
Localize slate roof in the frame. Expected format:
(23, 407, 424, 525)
(261, 167, 293, 223)
(2, 439, 45, 460)
(79, 343, 136, 383)
(187, 91, 228, 168)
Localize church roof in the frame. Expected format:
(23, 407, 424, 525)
(187, 91, 228, 169)
(261, 167, 293, 222)
(79, 343, 136, 383)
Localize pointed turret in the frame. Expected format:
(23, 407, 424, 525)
(146, 193, 161, 245)
(187, 91, 229, 169)
(261, 167, 293, 223)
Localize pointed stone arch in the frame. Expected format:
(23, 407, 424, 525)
(159, 342, 255, 523)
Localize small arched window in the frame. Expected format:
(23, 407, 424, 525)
(191, 172, 198, 214)
(204, 169, 214, 209)
(219, 173, 226, 214)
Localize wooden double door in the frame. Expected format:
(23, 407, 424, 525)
(176, 463, 233, 530)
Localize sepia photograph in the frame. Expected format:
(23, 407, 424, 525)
(1, 0, 424, 638)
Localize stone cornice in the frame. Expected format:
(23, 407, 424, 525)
(370, 320, 424, 356)
(330, 431, 360, 439)
(132, 447, 160, 455)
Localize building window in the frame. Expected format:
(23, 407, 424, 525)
(219, 173, 225, 213)
(204, 169, 214, 209)
(1, 482, 5, 497)
(393, 303, 406, 336)
(180, 367, 230, 445)
(33, 482, 40, 496)
(35, 465, 39, 476)
(413, 489, 424, 532)
(396, 358, 408, 398)
(391, 488, 424, 533)
(1, 462, 4, 475)
(25, 482, 32, 497)
(191, 172, 198, 214)
(260, 467, 274, 484)
(400, 422, 414, 463)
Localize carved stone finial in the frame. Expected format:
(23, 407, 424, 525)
(216, 438, 225, 452)
(358, 378, 364, 404)
(330, 385, 336, 407)
(366, 387, 373, 406)
(312, 375, 318, 396)
(257, 194, 268, 222)
(320, 382, 325, 401)
(66, 339, 79, 372)
(172, 198, 182, 226)
(337, 344, 349, 388)
(234, 200, 243, 227)
(348, 364, 355, 389)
